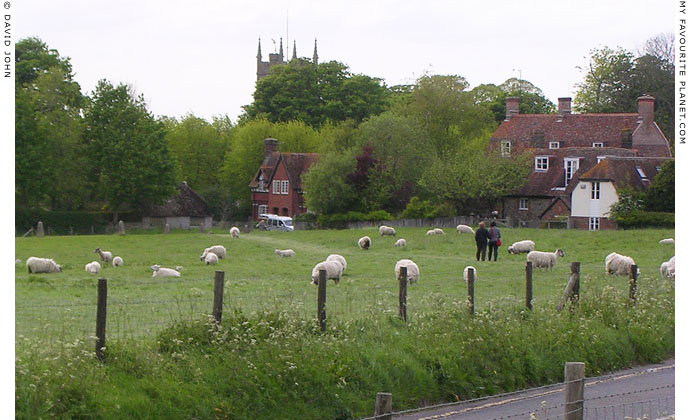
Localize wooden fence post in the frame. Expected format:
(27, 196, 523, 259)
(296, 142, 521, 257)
(212, 271, 225, 323)
(629, 264, 638, 302)
(557, 262, 580, 312)
(564, 362, 585, 420)
(317, 269, 327, 331)
(95, 278, 108, 362)
(398, 266, 407, 322)
(525, 261, 533, 310)
(374, 392, 392, 420)
(467, 267, 475, 315)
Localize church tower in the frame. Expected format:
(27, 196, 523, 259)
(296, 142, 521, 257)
(256, 37, 318, 81)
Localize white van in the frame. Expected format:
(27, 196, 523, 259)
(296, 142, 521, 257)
(258, 214, 294, 231)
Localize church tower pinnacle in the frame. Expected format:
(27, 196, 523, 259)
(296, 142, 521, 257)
(313, 38, 318, 65)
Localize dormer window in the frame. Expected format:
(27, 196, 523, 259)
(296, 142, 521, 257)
(535, 156, 549, 172)
(549, 142, 560, 149)
(564, 158, 580, 186)
(500, 140, 511, 157)
(596, 156, 606, 164)
(592, 142, 603, 148)
(636, 166, 648, 180)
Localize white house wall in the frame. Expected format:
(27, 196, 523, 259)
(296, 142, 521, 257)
(571, 181, 618, 218)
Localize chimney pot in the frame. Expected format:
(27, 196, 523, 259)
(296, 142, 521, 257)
(558, 97, 572, 115)
(264, 138, 278, 157)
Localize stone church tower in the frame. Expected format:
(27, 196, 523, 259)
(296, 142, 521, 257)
(256, 38, 319, 81)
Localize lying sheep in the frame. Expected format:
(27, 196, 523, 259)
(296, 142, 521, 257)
(112, 256, 123, 267)
(659, 238, 674, 245)
(463, 266, 477, 283)
(326, 254, 347, 271)
(378, 225, 396, 236)
(311, 260, 344, 285)
(508, 240, 535, 254)
(358, 236, 371, 250)
(204, 252, 219, 265)
(426, 228, 445, 235)
(394, 238, 406, 247)
(26, 257, 62, 274)
(395, 259, 419, 284)
(660, 256, 675, 279)
(526, 249, 564, 271)
(15, 259, 22, 265)
(94, 248, 113, 263)
(199, 245, 226, 261)
(456, 224, 474, 234)
(605, 252, 639, 276)
(275, 249, 296, 258)
(229, 227, 240, 238)
(150, 265, 181, 278)
(85, 261, 101, 274)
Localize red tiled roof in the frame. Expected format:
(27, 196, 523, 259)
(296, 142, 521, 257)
(578, 156, 671, 191)
(248, 151, 319, 190)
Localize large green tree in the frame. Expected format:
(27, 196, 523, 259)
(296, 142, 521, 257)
(645, 159, 674, 212)
(471, 78, 556, 122)
(302, 149, 358, 215)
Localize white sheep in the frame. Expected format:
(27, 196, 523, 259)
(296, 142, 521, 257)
(394, 259, 419, 284)
(604, 252, 639, 276)
(456, 224, 474, 234)
(112, 256, 123, 267)
(204, 252, 219, 265)
(199, 245, 226, 261)
(150, 265, 181, 277)
(229, 227, 240, 238)
(526, 249, 564, 271)
(358, 236, 371, 250)
(659, 238, 674, 245)
(94, 247, 113, 263)
(426, 228, 445, 236)
(378, 225, 396, 236)
(326, 254, 347, 271)
(275, 249, 296, 258)
(508, 240, 536, 255)
(15, 259, 22, 265)
(26, 257, 62, 274)
(660, 256, 675, 279)
(311, 260, 344, 285)
(463, 266, 477, 283)
(85, 261, 101, 274)
(394, 238, 406, 247)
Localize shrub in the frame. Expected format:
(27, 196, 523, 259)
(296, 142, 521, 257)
(614, 210, 674, 228)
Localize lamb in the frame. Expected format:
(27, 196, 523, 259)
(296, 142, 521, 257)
(150, 265, 181, 278)
(659, 238, 674, 245)
(604, 252, 639, 276)
(508, 240, 536, 255)
(358, 236, 371, 250)
(112, 256, 123, 267)
(426, 228, 445, 235)
(660, 256, 675, 279)
(229, 227, 240, 238)
(378, 225, 396, 236)
(94, 248, 113, 263)
(326, 254, 347, 271)
(395, 259, 419, 284)
(199, 245, 226, 261)
(526, 249, 564, 271)
(85, 261, 101, 274)
(463, 266, 477, 283)
(394, 238, 406, 247)
(26, 257, 62, 274)
(311, 260, 344, 285)
(275, 249, 296, 258)
(204, 252, 219, 265)
(456, 224, 474, 234)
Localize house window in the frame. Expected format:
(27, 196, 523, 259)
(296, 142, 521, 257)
(596, 156, 606, 164)
(258, 204, 267, 215)
(635, 166, 648, 180)
(272, 180, 281, 194)
(519, 198, 528, 211)
(591, 182, 600, 200)
(592, 142, 604, 148)
(564, 158, 580, 186)
(281, 180, 289, 194)
(549, 142, 560, 149)
(589, 217, 600, 231)
(500, 140, 511, 157)
(535, 157, 549, 172)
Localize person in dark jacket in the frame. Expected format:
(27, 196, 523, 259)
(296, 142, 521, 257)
(474, 221, 490, 261)
(488, 221, 501, 261)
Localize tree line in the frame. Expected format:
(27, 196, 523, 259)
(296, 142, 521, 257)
(15, 34, 674, 222)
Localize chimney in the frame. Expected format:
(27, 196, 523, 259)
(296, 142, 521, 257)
(558, 97, 572, 115)
(264, 138, 278, 157)
(637, 95, 655, 125)
(505, 97, 519, 120)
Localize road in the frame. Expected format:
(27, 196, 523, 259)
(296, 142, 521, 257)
(391, 359, 674, 420)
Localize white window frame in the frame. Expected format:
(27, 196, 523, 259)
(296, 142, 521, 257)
(535, 156, 549, 172)
(519, 198, 528, 211)
(549, 142, 560, 149)
(589, 217, 600, 231)
(564, 158, 580, 186)
(591, 182, 600, 200)
(500, 140, 511, 157)
(635, 166, 648, 180)
(281, 180, 289, 194)
(258, 204, 268, 215)
(596, 156, 606, 164)
(272, 180, 280, 194)
(592, 142, 604, 148)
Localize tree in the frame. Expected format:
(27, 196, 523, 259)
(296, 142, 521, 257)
(302, 150, 358, 215)
(645, 159, 674, 212)
(83, 80, 177, 221)
(574, 46, 637, 113)
(471, 78, 556, 122)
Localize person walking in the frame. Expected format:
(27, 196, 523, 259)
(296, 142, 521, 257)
(488, 221, 501, 261)
(474, 221, 490, 261)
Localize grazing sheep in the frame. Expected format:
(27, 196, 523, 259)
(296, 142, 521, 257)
(15, 259, 22, 265)
(275, 249, 296, 258)
(229, 227, 240, 238)
(378, 225, 396, 236)
(526, 249, 564, 271)
(199, 245, 226, 261)
(326, 254, 347, 271)
(456, 224, 474, 234)
(394, 238, 406, 247)
(112, 256, 123, 267)
(358, 236, 371, 250)
(204, 252, 219, 265)
(660, 256, 675, 279)
(426, 228, 445, 236)
(150, 265, 181, 278)
(85, 261, 101, 274)
(463, 266, 477, 283)
(395, 259, 419, 284)
(94, 248, 113, 263)
(605, 252, 639, 276)
(659, 238, 674, 245)
(508, 240, 536, 255)
(311, 260, 344, 285)
(26, 257, 62, 274)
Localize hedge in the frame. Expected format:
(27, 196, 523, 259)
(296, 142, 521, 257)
(614, 210, 675, 229)
(16, 208, 143, 235)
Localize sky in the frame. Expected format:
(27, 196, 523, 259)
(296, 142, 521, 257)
(13, 0, 676, 123)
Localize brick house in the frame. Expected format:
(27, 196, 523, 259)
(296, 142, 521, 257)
(248, 138, 319, 220)
(489, 95, 671, 227)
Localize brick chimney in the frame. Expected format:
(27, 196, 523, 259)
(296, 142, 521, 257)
(505, 97, 519, 120)
(637, 95, 655, 125)
(264, 138, 278, 157)
(558, 97, 572, 115)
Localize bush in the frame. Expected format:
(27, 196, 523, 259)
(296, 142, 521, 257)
(401, 197, 434, 219)
(316, 210, 393, 229)
(15, 208, 143, 235)
(614, 210, 674, 228)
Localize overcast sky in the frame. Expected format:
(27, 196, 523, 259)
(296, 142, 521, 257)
(14, 0, 674, 123)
